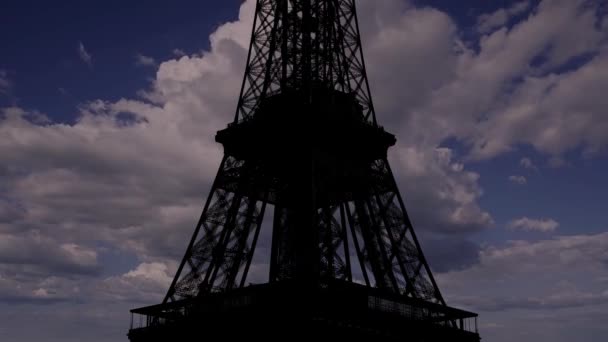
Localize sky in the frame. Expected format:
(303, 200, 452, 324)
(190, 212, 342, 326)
(1, 0, 608, 341)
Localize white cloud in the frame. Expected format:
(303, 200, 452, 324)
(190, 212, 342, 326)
(477, 1, 531, 34)
(99, 262, 173, 302)
(0, 0, 603, 311)
(135, 54, 157, 67)
(404, 0, 608, 160)
(341, 0, 494, 232)
(0, 272, 80, 303)
(0, 1, 496, 311)
(0, 1, 257, 282)
(0, 231, 100, 275)
(172, 48, 186, 57)
(472, 49, 608, 159)
(508, 217, 559, 232)
(78, 41, 93, 66)
(0, 102, 221, 258)
(32, 288, 50, 298)
(0, 1, 607, 341)
(124, 262, 172, 285)
(434, 232, 608, 342)
(361, 2, 460, 127)
(520, 157, 538, 170)
(508, 175, 527, 185)
(392, 147, 493, 233)
(438, 232, 608, 311)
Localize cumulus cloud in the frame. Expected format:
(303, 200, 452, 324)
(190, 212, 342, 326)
(78, 41, 93, 67)
(0, 99, 221, 259)
(391, 147, 493, 234)
(6, 0, 605, 307)
(473, 50, 608, 158)
(172, 49, 186, 57)
(135, 54, 157, 67)
(98, 262, 173, 302)
(337, 0, 494, 233)
(0, 1, 499, 312)
(402, 0, 608, 160)
(360, 2, 460, 128)
(0, 3, 605, 326)
(508, 217, 559, 232)
(482, 0, 608, 158)
(438, 232, 608, 312)
(0, 3, 605, 337)
(0, 272, 81, 303)
(508, 175, 527, 185)
(0, 231, 100, 275)
(520, 157, 538, 170)
(0, 1, 607, 341)
(477, 1, 531, 34)
(1, 0, 491, 272)
(0, 1, 256, 307)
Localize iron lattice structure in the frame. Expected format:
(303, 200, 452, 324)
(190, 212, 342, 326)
(129, 1, 480, 341)
(165, 0, 443, 305)
(233, 0, 377, 124)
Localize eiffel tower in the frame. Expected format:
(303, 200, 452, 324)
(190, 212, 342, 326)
(128, 1, 480, 341)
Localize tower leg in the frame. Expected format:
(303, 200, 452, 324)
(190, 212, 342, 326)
(164, 156, 269, 301)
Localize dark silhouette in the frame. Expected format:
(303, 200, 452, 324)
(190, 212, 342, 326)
(129, 1, 480, 341)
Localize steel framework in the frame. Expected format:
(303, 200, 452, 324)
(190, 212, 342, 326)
(129, 1, 480, 341)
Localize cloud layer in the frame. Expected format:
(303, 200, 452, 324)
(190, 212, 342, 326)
(508, 217, 559, 233)
(0, 0, 607, 341)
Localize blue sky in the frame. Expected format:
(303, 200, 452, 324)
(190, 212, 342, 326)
(0, 0, 241, 121)
(1, 1, 608, 341)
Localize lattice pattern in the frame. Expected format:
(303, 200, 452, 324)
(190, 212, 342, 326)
(165, 157, 268, 301)
(317, 205, 351, 281)
(234, 0, 377, 125)
(163, 0, 447, 308)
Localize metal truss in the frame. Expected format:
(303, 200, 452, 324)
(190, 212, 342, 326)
(164, 156, 268, 301)
(165, 157, 445, 305)
(163, 0, 447, 308)
(234, 0, 377, 125)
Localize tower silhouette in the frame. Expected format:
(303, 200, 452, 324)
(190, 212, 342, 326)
(129, 1, 480, 341)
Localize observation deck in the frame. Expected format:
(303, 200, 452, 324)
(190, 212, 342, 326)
(129, 281, 480, 342)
